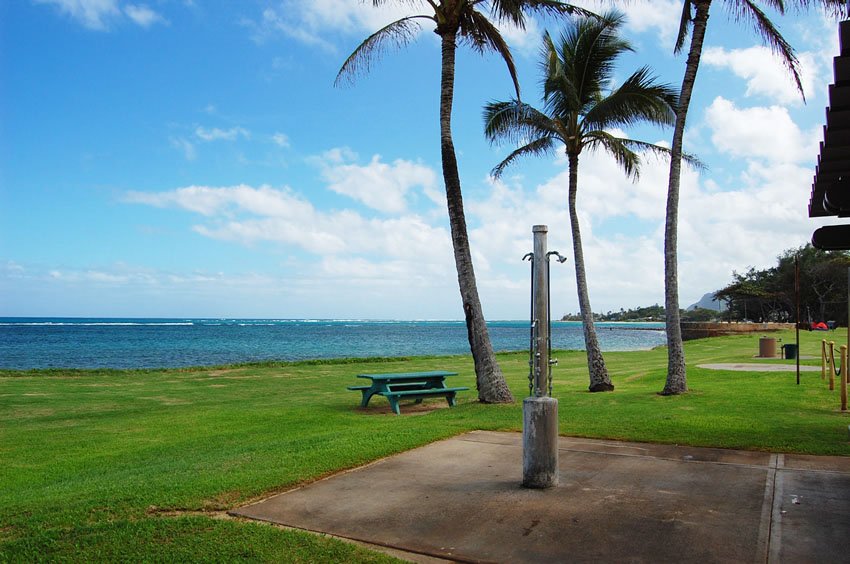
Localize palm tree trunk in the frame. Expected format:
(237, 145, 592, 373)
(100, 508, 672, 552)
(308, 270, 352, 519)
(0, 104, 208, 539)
(439, 32, 513, 403)
(662, 0, 711, 395)
(568, 153, 613, 392)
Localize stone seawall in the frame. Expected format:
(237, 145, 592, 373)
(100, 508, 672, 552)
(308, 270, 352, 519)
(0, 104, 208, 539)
(680, 322, 794, 341)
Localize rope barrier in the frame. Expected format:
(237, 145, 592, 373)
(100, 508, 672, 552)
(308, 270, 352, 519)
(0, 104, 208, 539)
(829, 341, 842, 378)
(822, 340, 842, 391)
(819, 339, 848, 411)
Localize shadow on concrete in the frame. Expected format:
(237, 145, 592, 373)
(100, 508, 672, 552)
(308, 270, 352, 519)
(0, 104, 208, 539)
(232, 431, 850, 563)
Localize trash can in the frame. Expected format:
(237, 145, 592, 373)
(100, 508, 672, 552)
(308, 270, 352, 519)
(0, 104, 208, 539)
(783, 343, 798, 360)
(759, 337, 777, 358)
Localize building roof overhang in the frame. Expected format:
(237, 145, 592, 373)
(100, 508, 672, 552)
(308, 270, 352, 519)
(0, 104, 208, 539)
(809, 21, 850, 248)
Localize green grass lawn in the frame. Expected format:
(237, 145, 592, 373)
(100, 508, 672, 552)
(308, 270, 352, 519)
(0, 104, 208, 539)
(2, 329, 848, 561)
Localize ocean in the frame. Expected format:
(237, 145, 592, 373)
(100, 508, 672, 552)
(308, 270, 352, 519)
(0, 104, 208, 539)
(0, 318, 667, 370)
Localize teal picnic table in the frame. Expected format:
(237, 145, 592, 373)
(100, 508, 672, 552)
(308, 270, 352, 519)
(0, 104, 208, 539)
(348, 370, 469, 415)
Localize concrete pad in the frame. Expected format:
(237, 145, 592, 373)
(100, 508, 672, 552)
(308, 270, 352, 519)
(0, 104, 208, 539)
(769, 454, 850, 563)
(698, 363, 821, 372)
(752, 355, 819, 361)
(231, 432, 850, 563)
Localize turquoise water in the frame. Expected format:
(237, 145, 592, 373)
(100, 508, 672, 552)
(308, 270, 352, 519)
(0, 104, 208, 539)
(0, 318, 666, 370)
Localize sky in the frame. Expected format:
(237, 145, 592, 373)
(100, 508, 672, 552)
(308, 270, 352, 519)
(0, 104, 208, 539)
(1, 0, 848, 320)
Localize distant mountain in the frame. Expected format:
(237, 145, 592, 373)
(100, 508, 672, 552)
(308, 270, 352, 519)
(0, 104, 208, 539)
(688, 292, 725, 312)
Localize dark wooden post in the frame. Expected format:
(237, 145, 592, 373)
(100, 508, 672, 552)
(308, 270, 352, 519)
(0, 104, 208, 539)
(841, 345, 848, 411)
(796, 255, 800, 384)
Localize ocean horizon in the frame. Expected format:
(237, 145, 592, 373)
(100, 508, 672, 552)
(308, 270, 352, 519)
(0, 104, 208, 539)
(0, 317, 667, 370)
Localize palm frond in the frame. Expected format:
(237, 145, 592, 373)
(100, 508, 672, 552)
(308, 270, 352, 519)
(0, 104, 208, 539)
(512, 0, 597, 20)
(540, 30, 580, 112)
(488, 0, 593, 28)
(583, 130, 642, 179)
(539, 31, 561, 89)
(583, 66, 677, 130)
(583, 131, 704, 181)
(550, 10, 630, 117)
(805, 0, 850, 18)
(491, 136, 557, 178)
(489, 0, 528, 28)
(728, 0, 804, 101)
(462, 8, 521, 97)
(483, 99, 559, 145)
(681, 149, 705, 170)
(335, 15, 432, 86)
(675, 0, 693, 54)
(486, 9, 688, 182)
(612, 137, 705, 171)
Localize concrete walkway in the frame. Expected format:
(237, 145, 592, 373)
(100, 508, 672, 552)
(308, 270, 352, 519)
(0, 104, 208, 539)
(698, 363, 821, 372)
(232, 431, 850, 563)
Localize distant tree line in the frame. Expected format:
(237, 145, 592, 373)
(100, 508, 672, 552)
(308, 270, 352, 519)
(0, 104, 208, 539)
(714, 244, 850, 326)
(561, 304, 716, 323)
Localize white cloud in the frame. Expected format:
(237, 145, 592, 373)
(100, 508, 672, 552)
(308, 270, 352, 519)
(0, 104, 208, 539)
(702, 45, 816, 105)
(35, 0, 121, 30)
(44, 268, 133, 284)
(169, 137, 197, 160)
(125, 183, 453, 264)
(467, 146, 679, 314)
(674, 160, 822, 301)
(249, 7, 334, 50)
(572, 0, 681, 45)
(5, 261, 25, 273)
(793, 14, 847, 106)
(126, 184, 309, 217)
(272, 132, 290, 148)
(317, 147, 358, 165)
(496, 16, 542, 58)
(36, 0, 165, 30)
(466, 119, 827, 316)
(121, 132, 827, 318)
(124, 4, 166, 28)
(616, 0, 681, 43)
(703, 97, 820, 163)
(243, 1, 428, 48)
(195, 126, 250, 142)
(12, 262, 275, 289)
(314, 150, 439, 214)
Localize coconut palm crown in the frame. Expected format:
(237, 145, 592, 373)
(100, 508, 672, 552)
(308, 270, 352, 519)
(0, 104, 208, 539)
(337, 1, 590, 403)
(484, 10, 681, 392)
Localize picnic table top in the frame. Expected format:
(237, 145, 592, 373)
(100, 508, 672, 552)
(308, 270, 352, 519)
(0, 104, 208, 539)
(356, 370, 458, 381)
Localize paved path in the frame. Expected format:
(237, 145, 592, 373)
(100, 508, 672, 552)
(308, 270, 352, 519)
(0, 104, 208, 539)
(232, 431, 850, 563)
(698, 363, 821, 372)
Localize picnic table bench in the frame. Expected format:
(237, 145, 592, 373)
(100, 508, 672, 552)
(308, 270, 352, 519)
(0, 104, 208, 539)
(348, 371, 468, 415)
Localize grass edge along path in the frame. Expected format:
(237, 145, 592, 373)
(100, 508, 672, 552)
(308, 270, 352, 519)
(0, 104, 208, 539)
(1, 329, 848, 561)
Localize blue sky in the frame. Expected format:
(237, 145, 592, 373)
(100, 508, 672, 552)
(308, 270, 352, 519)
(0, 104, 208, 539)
(1, 0, 846, 319)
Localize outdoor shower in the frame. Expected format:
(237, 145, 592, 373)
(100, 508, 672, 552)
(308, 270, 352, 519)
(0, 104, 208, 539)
(522, 225, 565, 488)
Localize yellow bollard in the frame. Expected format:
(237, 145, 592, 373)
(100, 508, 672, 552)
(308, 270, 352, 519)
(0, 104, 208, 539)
(829, 341, 836, 391)
(842, 346, 848, 412)
(822, 340, 827, 381)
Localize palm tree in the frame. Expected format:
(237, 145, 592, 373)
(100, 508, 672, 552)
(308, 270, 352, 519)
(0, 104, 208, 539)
(336, 1, 588, 403)
(661, 0, 848, 395)
(484, 10, 679, 392)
